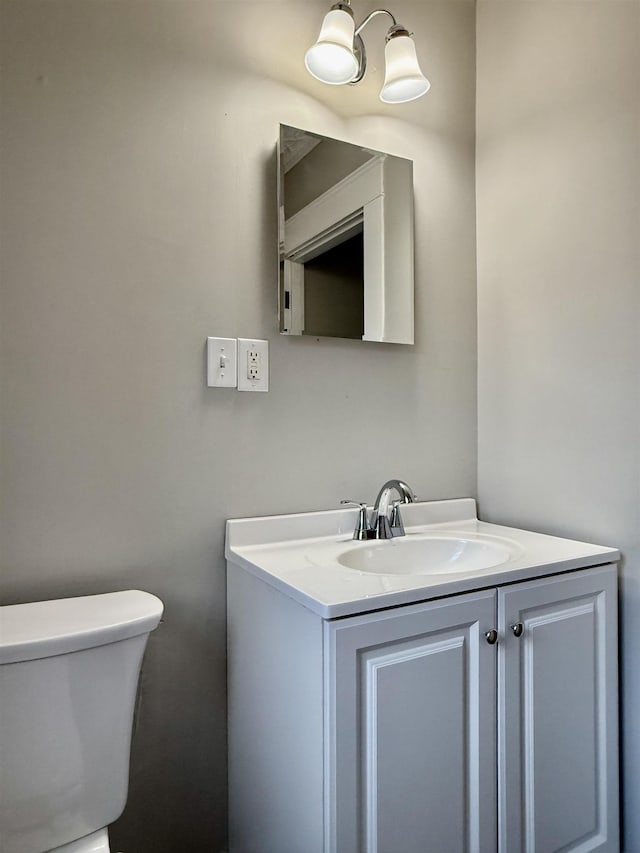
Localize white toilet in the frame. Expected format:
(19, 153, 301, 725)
(0, 590, 163, 853)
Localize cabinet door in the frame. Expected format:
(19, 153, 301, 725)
(325, 590, 497, 853)
(499, 565, 619, 853)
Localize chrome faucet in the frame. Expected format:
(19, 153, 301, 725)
(372, 479, 416, 539)
(341, 479, 416, 541)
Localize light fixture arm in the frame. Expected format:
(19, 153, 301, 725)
(354, 8, 397, 37)
(349, 10, 410, 85)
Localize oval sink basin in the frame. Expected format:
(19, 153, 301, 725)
(337, 535, 513, 576)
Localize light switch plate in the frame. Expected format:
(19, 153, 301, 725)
(237, 338, 269, 392)
(207, 337, 237, 388)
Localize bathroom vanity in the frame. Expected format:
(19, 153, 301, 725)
(225, 499, 619, 853)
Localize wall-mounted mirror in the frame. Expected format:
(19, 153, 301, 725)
(278, 125, 414, 344)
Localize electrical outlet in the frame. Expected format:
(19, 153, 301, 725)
(237, 338, 269, 392)
(247, 348, 261, 380)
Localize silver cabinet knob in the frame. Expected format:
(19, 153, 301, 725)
(511, 623, 524, 638)
(485, 629, 498, 645)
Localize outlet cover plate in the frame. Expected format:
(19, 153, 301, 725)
(238, 338, 269, 392)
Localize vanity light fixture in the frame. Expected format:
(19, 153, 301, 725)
(304, 1, 430, 103)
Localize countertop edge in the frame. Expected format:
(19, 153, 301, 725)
(226, 547, 619, 620)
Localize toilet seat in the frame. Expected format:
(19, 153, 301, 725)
(48, 828, 110, 853)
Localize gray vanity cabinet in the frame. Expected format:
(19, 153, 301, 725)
(498, 566, 619, 853)
(326, 588, 498, 853)
(227, 563, 618, 853)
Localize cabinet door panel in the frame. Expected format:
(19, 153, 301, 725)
(325, 590, 497, 853)
(499, 565, 618, 853)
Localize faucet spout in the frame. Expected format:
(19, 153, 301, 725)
(372, 479, 416, 539)
(373, 479, 416, 515)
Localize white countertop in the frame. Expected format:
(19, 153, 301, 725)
(225, 499, 619, 618)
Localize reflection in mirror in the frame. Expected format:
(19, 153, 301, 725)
(278, 125, 414, 344)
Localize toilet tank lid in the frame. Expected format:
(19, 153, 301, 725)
(0, 590, 164, 664)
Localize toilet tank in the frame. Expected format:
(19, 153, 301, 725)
(0, 590, 163, 853)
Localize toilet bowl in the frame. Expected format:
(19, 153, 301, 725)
(0, 590, 163, 853)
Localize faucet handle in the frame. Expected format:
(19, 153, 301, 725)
(340, 500, 371, 541)
(390, 500, 406, 537)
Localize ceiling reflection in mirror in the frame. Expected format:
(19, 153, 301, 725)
(278, 125, 414, 344)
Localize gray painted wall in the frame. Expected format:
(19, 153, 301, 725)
(476, 2, 640, 850)
(0, 1, 477, 850)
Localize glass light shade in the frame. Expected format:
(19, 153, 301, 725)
(380, 34, 430, 103)
(305, 8, 358, 85)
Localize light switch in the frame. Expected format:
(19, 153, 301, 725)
(207, 337, 237, 388)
